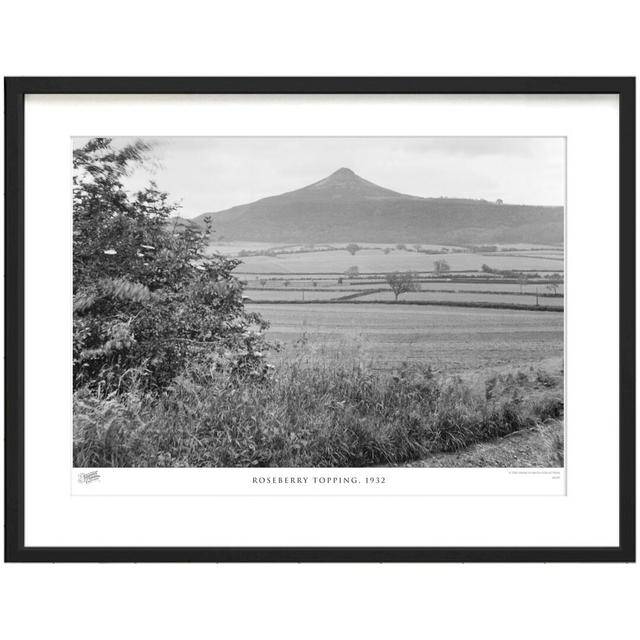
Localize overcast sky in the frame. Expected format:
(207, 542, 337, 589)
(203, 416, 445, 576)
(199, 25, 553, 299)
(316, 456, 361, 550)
(74, 137, 565, 218)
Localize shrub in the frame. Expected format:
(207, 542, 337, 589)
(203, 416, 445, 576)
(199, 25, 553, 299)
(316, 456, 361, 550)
(434, 259, 451, 275)
(345, 266, 359, 278)
(346, 243, 361, 256)
(73, 138, 268, 392)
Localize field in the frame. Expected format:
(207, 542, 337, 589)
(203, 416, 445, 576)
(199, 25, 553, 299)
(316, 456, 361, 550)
(236, 241, 564, 377)
(208, 242, 564, 273)
(249, 303, 564, 375)
(234, 249, 563, 274)
(352, 290, 564, 306)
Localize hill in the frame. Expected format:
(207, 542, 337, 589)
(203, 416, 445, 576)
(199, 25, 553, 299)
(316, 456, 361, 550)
(193, 168, 563, 244)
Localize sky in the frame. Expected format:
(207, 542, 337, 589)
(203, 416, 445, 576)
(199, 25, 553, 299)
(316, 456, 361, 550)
(73, 137, 566, 218)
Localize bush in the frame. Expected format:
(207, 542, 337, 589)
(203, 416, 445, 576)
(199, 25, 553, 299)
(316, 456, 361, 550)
(345, 266, 359, 278)
(434, 259, 451, 275)
(346, 243, 361, 255)
(73, 138, 268, 392)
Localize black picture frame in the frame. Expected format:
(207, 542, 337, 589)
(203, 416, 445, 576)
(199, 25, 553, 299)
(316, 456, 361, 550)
(4, 77, 636, 563)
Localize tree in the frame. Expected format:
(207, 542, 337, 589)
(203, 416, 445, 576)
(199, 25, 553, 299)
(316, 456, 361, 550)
(385, 271, 420, 301)
(312, 280, 318, 287)
(383, 248, 391, 255)
(346, 243, 361, 256)
(283, 280, 290, 288)
(73, 138, 268, 392)
(518, 273, 528, 294)
(345, 266, 359, 279)
(259, 279, 267, 288)
(396, 243, 407, 251)
(481, 264, 494, 274)
(433, 259, 451, 275)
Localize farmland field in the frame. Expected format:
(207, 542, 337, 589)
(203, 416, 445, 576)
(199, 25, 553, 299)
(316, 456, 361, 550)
(207, 241, 564, 274)
(354, 290, 564, 307)
(237, 241, 565, 374)
(250, 303, 564, 375)
(234, 248, 564, 274)
(244, 288, 345, 301)
(245, 279, 564, 295)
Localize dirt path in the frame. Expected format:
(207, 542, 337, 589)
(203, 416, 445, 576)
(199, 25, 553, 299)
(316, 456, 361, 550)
(405, 420, 564, 468)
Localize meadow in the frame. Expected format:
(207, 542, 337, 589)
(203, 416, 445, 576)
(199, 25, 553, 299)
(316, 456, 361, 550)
(352, 290, 564, 306)
(234, 249, 564, 274)
(249, 303, 564, 375)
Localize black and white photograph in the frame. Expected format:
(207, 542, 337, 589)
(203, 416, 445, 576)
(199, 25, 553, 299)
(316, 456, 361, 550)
(4, 74, 634, 568)
(73, 136, 565, 469)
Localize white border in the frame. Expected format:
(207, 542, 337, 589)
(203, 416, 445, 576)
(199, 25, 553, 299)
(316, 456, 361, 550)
(24, 94, 619, 547)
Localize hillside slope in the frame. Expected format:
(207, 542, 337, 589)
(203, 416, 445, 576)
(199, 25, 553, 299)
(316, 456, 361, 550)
(194, 168, 563, 244)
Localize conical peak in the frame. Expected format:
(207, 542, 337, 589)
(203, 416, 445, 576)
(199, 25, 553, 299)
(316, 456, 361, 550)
(330, 167, 357, 179)
(305, 166, 405, 198)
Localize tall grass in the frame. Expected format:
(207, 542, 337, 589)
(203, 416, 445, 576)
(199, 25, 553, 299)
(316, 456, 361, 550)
(73, 355, 563, 467)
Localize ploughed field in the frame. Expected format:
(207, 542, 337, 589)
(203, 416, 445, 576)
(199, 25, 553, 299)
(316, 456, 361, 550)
(234, 242, 565, 374)
(248, 302, 564, 374)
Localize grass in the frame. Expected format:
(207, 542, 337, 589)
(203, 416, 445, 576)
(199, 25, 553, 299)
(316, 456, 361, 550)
(73, 355, 563, 468)
(248, 303, 564, 375)
(234, 247, 565, 275)
(248, 298, 563, 312)
(405, 419, 564, 468)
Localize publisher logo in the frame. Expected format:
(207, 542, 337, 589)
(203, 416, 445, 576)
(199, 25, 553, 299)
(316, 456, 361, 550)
(78, 470, 101, 484)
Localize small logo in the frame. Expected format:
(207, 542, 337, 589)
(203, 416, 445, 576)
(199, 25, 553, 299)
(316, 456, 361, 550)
(78, 470, 101, 484)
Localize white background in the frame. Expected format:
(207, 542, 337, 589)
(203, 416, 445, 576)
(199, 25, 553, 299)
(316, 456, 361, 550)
(1, 1, 638, 639)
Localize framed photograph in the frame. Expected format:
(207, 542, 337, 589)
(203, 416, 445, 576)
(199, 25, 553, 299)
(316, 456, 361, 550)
(4, 77, 635, 562)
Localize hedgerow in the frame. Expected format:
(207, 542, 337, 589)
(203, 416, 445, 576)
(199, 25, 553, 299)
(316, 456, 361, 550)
(74, 362, 563, 468)
(73, 138, 269, 392)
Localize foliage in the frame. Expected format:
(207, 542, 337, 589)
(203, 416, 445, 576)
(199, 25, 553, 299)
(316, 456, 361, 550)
(73, 362, 563, 468)
(433, 258, 451, 275)
(345, 266, 359, 278)
(73, 138, 268, 392)
(385, 271, 420, 301)
(346, 243, 361, 256)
